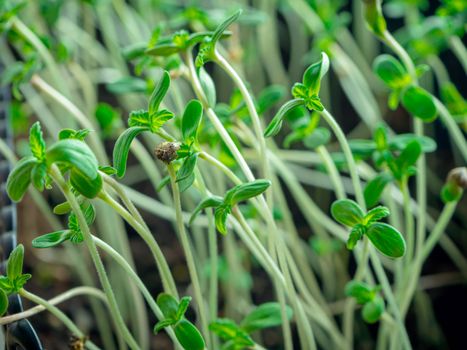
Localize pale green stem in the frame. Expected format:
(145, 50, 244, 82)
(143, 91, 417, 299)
(401, 181, 415, 263)
(20, 289, 101, 350)
(49, 166, 139, 350)
(316, 146, 346, 200)
(320, 109, 366, 210)
(1, 287, 105, 325)
(167, 164, 210, 348)
(449, 36, 467, 73)
(92, 235, 181, 348)
(98, 190, 178, 298)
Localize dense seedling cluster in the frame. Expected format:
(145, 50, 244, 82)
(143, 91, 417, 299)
(0, 0, 465, 349)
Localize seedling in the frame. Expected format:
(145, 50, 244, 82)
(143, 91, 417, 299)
(331, 199, 406, 258)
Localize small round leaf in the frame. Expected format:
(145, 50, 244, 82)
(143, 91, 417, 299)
(401, 86, 438, 122)
(331, 199, 365, 227)
(365, 223, 406, 258)
(174, 319, 206, 350)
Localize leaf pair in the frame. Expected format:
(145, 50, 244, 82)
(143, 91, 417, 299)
(363, 139, 423, 207)
(345, 281, 385, 324)
(32, 204, 96, 248)
(190, 179, 271, 234)
(331, 199, 406, 258)
(264, 52, 330, 137)
(0, 245, 32, 316)
(210, 302, 293, 350)
(7, 123, 102, 202)
(113, 71, 173, 178)
(154, 294, 205, 350)
(373, 55, 437, 121)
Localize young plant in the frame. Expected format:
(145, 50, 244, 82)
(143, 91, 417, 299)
(345, 281, 385, 324)
(154, 293, 205, 350)
(209, 302, 293, 350)
(331, 199, 406, 258)
(0, 245, 31, 316)
(189, 179, 271, 234)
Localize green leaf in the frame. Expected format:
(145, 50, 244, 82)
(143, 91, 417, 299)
(364, 206, 390, 225)
(154, 318, 177, 333)
(396, 140, 422, 171)
(32, 230, 72, 248)
(373, 55, 410, 89)
(46, 139, 99, 180)
(210, 319, 254, 347)
(331, 199, 365, 227)
(225, 180, 271, 206)
(348, 139, 377, 158)
(256, 85, 285, 114)
(347, 224, 365, 250)
(362, 295, 385, 323)
(303, 128, 330, 149)
(29, 122, 46, 161)
(150, 109, 174, 132)
(212, 10, 242, 44)
(401, 86, 438, 122)
(31, 162, 47, 192)
(302, 52, 330, 94)
(70, 168, 103, 198)
(146, 43, 181, 57)
(174, 319, 206, 350)
(241, 302, 293, 333)
(113, 126, 148, 178)
(176, 296, 192, 321)
(264, 99, 305, 137)
(215, 205, 231, 235)
(6, 156, 37, 202)
(389, 134, 436, 153)
(0, 289, 8, 316)
(345, 281, 375, 304)
(178, 173, 196, 193)
(182, 100, 203, 142)
(176, 152, 198, 183)
(58, 128, 90, 141)
(156, 293, 179, 320)
(99, 166, 117, 175)
(128, 110, 150, 128)
(189, 196, 224, 225)
(149, 71, 170, 116)
(7, 244, 25, 280)
(366, 223, 406, 258)
(364, 173, 393, 208)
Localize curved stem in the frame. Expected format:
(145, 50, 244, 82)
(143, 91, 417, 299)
(1, 287, 106, 325)
(20, 289, 101, 350)
(167, 164, 210, 347)
(98, 190, 178, 298)
(49, 166, 140, 350)
(92, 235, 181, 347)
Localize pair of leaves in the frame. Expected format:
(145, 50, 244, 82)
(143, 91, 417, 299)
(113, 71, 173, 178)
(32, 204, 96, 248)
(331, 199, 406, 258)
(154, 294, 205, 350)
(373, 55, 437, 121)
(7, 123, 102, 202)
(345, 281, 385, 324)
(0, 245, 31, 315)
(190, 179, 271, 234)
(264, 52, 330, 137)
(210, 302, 293, 350)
